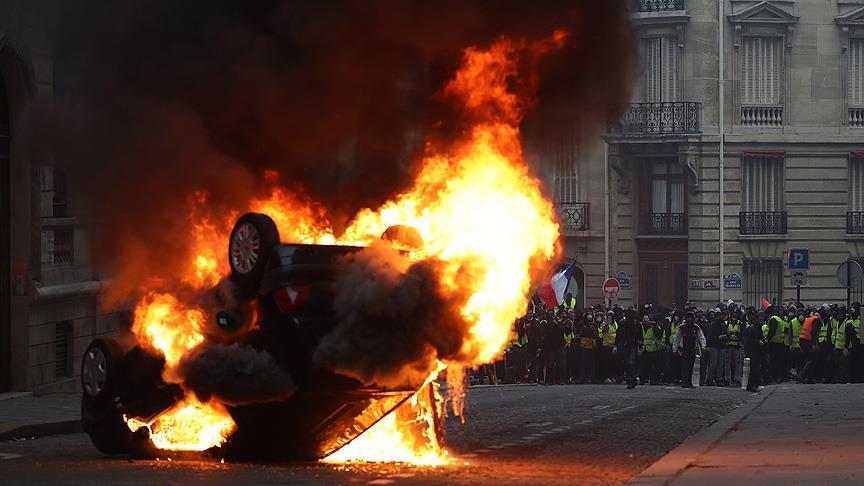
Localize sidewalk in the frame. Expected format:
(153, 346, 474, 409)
(0, 392, 81, 441)
(631, 383, 864, 485)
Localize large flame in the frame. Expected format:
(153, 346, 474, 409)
(122, 32, 564, 460)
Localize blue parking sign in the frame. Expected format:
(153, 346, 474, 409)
(788, 248, 809, 271)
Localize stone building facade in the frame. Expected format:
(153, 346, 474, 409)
(0, 1, 124, 392)
(544, 0, 864, 310)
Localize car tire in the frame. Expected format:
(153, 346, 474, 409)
(81, 338, 124, 407)
(228, 212, 280, 296)
(80, 396, 140, 455)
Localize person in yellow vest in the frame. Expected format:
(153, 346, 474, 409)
(724, 310, 743, 387)
(640, 314, 662, 385)
(788, 308, 805, 381)
(765, 306, 789, 383)
(600, 310, 619, 384)
(833, 306, 851, 383)
(561, 292, 577, 311)
(664, 311, 683, 385)
(847, 303, 862, 383)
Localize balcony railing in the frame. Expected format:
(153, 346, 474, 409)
(741, 106, 783, 127)
(850, 108, 864, 128)
(739, 211, 787, 235)
(633, 0, 685, 11)
(848, 212, 864, 234)
(556, 202, 590, 232)
(610, 102, 701, 136)
(640, 213, 688, 235)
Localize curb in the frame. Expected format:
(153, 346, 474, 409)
(0, 392, 32, 402)
(0, 420, 82, 442)
(628, 385, 776, 486)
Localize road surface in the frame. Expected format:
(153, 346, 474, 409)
(0, 384, 748, 485)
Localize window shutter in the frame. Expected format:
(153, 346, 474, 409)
(851, 39, 864, 107)
(661, 38, 678, 101)
(552, 128, 579, 204)
(742, 37, 782, 105)
(744, 155, 784, 212)
(851, 156, 864, 212)
(644, 38, 660, 102)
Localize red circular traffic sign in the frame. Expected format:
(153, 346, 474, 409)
(602, 277, 620, 297)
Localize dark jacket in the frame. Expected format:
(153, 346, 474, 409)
(615, 317, 644, 350)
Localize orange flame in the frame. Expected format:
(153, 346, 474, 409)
(122, 31, 564, 460)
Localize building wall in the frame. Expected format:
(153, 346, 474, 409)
(0, 1, 125, 391)
(550, 0, 864, 309)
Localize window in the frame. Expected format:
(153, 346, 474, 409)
(743, 259, 782, 308)
(849, 154, 864, 234)
(742, 154, 784, 212)
(740, 36, 784, 126)
(54, 321, 72, 379)
(643, 37, 679, 102)
(642, 160, 686, 234)
(740, 153, 786, 234)
(551, 129, 589, 231)
(850, 39, 864, 127)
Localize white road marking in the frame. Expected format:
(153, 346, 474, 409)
(487, 444, 507, 450)
(475, 449, 492, 453)
(461, 453, 478, 458)
(0, 453, 23, 461)
(592, 405, 611, 410)
(388, 473, 415, 479)
(368, 480, 395, 485)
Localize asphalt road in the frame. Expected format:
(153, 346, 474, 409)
(0, 384, 749, 485)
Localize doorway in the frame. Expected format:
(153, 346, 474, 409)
(639, 252, 688, 307)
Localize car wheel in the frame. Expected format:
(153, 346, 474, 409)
(80, 396, 139, 455)
(228, 213, 280, 295)
(81, 338, 124, 407)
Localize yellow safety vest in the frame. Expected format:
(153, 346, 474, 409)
(789, 318, 803, 348)
(602, 321, 618, 347)
(643, 326, 658, 352)
(563, 297, 576, 310)
(726, 321, 741, 347)
(769, 316, 787, 344)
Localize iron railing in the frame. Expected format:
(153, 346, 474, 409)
(610, 102, 701, 135)
(556, 202, 590, 231)
(739, 211, 787, 235)
(741, 106, 783, 127)
(640, 213, 687, 235)
(849, 108, 864, 128)
(848, 212, 864, 234)
(633, 0, 685, 11)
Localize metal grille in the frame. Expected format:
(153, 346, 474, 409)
(634, 0, 685, 11)
(848, 212, 864, 234)
(739, 211, 787, 235)
(641, 212, 687, 235)
(52, 228, 74, 264)
(743, 259, 783, 308)
(556, 203, 589, 231)
(54, 321, 72, 378)
(612, 102, 701, 135)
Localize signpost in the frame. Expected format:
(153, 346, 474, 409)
(602, 277, 620, 307)
(789, 249, 810, 306)
(615, 271, 632, 291)
(724, 273, 743, 289)
(837, 260, 863, 307)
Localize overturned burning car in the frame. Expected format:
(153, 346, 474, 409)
(80, 213, 443, 461)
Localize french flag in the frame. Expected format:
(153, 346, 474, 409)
(538, 261, 577, 310)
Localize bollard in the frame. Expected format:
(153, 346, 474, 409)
(692, 355, 700, 388)
(741, 357, 751, 390)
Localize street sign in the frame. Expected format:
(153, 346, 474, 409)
(788, 248, 810, 271)
(704, 280, 717, 289)
(837, 260, 863, 288)
(615, 271, 632, 290)
(724, 273, 743, 289)
(602, 278, 620, 299)
(791, 270, 808, 286)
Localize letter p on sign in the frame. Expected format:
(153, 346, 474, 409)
(788, 248, 809, 271)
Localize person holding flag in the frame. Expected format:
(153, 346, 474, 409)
(538, 261, 578, 310)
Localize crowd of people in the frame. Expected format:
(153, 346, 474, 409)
(475, 293, 864, 392)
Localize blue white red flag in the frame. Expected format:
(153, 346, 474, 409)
(538, 261, 577, 310)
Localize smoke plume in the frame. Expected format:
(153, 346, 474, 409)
(314, 242, 478, 389)
(36, 0, 635, 305)
(177, 343, 297, 406)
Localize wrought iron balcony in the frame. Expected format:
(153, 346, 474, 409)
(633, 0, 685, 11)
(556, 202, 590, 232)
(610, 102, 701, 136)
(640, 213, 687, 235)
(848, 212, 864, 234)
(739, 211, 787, 235)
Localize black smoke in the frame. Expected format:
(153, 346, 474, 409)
(35, 0, 635, 301)
(177, 343, 297, 406)
(314, 242, 478, 389)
